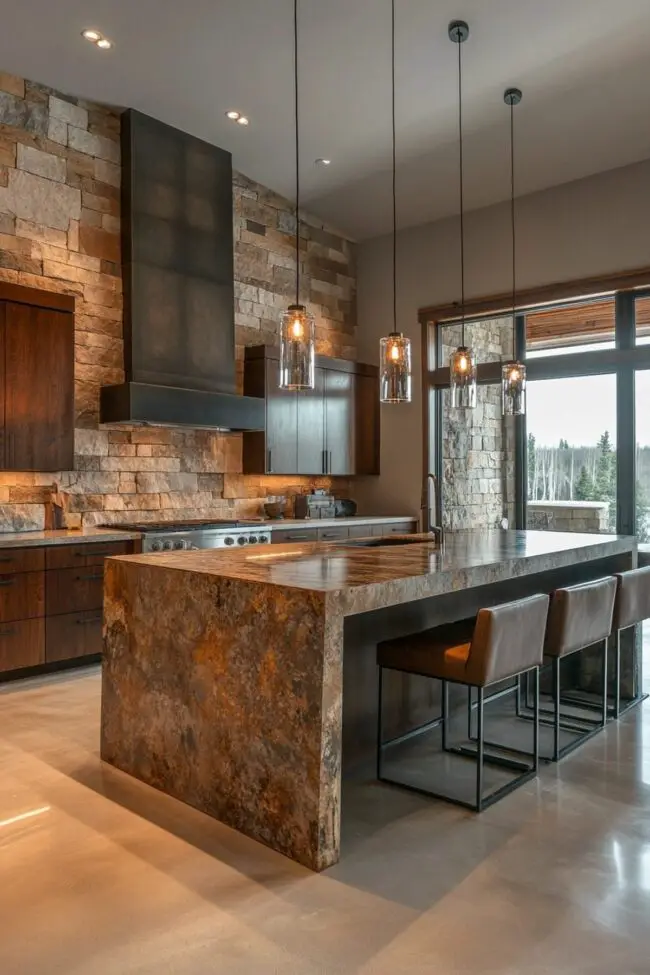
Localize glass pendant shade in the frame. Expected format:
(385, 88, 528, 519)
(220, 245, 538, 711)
(279, 304, 315, 390)
(449, 345, 477, 409)
(380, 332, 412, 403)
(501, 360, 526, 416)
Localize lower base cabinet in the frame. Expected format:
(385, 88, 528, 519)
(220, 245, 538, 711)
(0, 618, 45, 672)
(46, 610, 103, 663)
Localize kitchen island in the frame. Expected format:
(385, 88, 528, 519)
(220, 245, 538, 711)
(101, 530, 636, 870)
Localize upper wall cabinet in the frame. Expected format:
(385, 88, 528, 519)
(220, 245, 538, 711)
(243, 346, 380, 477)
(0, 284, 75, 472)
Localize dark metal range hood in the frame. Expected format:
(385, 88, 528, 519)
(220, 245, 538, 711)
(100, 110, 264, 431)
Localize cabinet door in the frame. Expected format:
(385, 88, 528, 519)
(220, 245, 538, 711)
(265, 357, 298, 474)
(354, 373, 380, 475)
(297, 367, 325, 475)
(4, 302, 74, 471)
(324, 369, 354, 476)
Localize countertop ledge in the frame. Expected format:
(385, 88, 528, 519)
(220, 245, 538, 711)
(0, 528, 143, 548)
(260, 516, 417, 530)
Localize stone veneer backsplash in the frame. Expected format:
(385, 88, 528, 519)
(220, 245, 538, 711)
(0, 71, 356, 531)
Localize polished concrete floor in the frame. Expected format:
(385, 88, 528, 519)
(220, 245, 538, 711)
(2, 665, 650, 975)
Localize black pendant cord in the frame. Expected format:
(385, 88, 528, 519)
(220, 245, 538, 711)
(391, 0, 397, 333)
(457, 30, 465, 348)
(294, 0, 300, 307)
(510, 98, 516, 360)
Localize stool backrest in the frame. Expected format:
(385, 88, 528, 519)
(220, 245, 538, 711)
(544, 576, 617, 658)
(614, 565, 650, 630)
(466, 593, 549, 686)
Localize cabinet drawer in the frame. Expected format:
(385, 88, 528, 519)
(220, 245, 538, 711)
(371, 521, 415, 537)
(271, 528, 319, 544)
(0, 618, 45, 672)
(0, 547, 45, 575)
(348, 526, 373, 539)
(0, 571, 45, 622)
(46, 541, 131, 571)
(46, 566, 104, 616)
(318, 526, 350, 542)
(46, 610, 103, 663)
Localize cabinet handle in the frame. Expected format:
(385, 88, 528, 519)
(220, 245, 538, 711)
(267, 448, 273, 473)
(0, 556, 14, 563)
(75, 550, 116, 558)
(289, 533, 310, 540)
(329, 450, 333, 475)
(76, 573, 104, 582)
(322, 449, 327, 475)
(76, 616, 102, 625)
(0, 627, 16, 637)
(0, 577, 15, 587)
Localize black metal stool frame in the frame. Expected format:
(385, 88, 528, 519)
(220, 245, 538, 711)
(377, 665, 540, 813)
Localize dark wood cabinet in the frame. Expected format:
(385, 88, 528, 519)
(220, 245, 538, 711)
(243, 346, 380, 476)
(0, 284, 74, 472)
(0, 539, 135, 677)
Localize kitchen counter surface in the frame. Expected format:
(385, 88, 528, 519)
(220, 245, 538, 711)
(0, 527, 143, 548)
(256, 515, 417, 530)
(108, 530, 634, 616)
(102, 530, 636, 872)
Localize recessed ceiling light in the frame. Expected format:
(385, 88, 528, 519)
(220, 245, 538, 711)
(236, 116, 250, 126)
(82, 28, 101, 42)
(96, 37, 113, 50)
(315, 158, 331, 166)
(226, 110, 241, 120)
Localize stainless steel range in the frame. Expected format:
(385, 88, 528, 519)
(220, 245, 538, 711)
(104, 519, 271, 554)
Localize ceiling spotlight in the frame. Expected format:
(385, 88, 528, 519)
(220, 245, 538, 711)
(226, 110, 241, 120)
(236, 116, 250, 126)
(82, 29, 101, 42)
(96, 37, 112, 49)
(315, 158, 331, 166)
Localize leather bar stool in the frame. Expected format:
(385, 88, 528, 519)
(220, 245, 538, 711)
(542, 576, 617, 762)
(376, 593, 549, 812)
(611, 565, 650, 717)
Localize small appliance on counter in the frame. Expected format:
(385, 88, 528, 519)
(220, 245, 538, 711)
(263, 496, 287, 520)
(293, 490, 337, 520)
(334, 498, 357, 518)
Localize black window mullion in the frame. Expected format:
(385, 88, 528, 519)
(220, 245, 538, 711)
(616, 292, 636, 535)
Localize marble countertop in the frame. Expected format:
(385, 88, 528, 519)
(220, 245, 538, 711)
(0, 527, 143, 548)
(110, 530, 635, 616)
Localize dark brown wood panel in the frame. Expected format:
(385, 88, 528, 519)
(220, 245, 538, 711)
(271, 528, 319, 544)
(0, 547, 45, 574)
(0, 618, 45, 672)
(46, 566, 104, 616)
(46, 610, 103, 663)
(0, 282, 75, 312)
(4, 302, 74, 471)
(45, 541, 131, 571)
(354, 373, 380, 475)
(297, 368, 325, 475)
(325, 368, 354, 475)
(0, 571, 45, 623)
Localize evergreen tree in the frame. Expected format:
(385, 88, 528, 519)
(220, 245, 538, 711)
(636, 479, 650, 543)
(527, 433, 536, 500)
(593, 431, 616, 503)
(574, 465, 592, 501)
(559, 438, 569, 450)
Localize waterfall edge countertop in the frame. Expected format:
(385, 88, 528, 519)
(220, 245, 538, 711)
(0, 527, 143, 548)
(105, 529, 635, 615)
(101, 530, 637, 872)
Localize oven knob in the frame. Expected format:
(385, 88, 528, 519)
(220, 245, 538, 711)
(249, 535, 258, 545)
(151, 541, 162, 552)
(174, 540, 185, 550)
(237, 536, 247, 546)
(224, 537, 234, 546)
(163, 540, 173, 551)
(258, 536, 269, 544)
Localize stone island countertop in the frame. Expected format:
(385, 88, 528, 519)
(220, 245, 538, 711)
(101, 530, 636, 872)
(0, 527, 143, 548)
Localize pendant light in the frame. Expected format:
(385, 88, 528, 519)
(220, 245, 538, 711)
(501, 87, 526, 416)
(448, 20, 477, 410)
(379, 0, 412, 404)
(279, 0, 315, 390)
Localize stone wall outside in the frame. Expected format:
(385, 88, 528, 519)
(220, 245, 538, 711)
(527, 501, 610, 533)
(0, 71, 356, 530)
(440, 317, 515, 530)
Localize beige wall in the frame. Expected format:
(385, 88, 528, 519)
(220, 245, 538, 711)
(0, 70, 356, 531)
(356, 158, 650, 516)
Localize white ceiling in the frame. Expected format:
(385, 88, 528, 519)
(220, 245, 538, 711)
(2, 0, 650, 240)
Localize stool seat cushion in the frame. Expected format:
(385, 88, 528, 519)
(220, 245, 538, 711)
(377, 619, 474, 682)
(613, 566, 650, 630)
